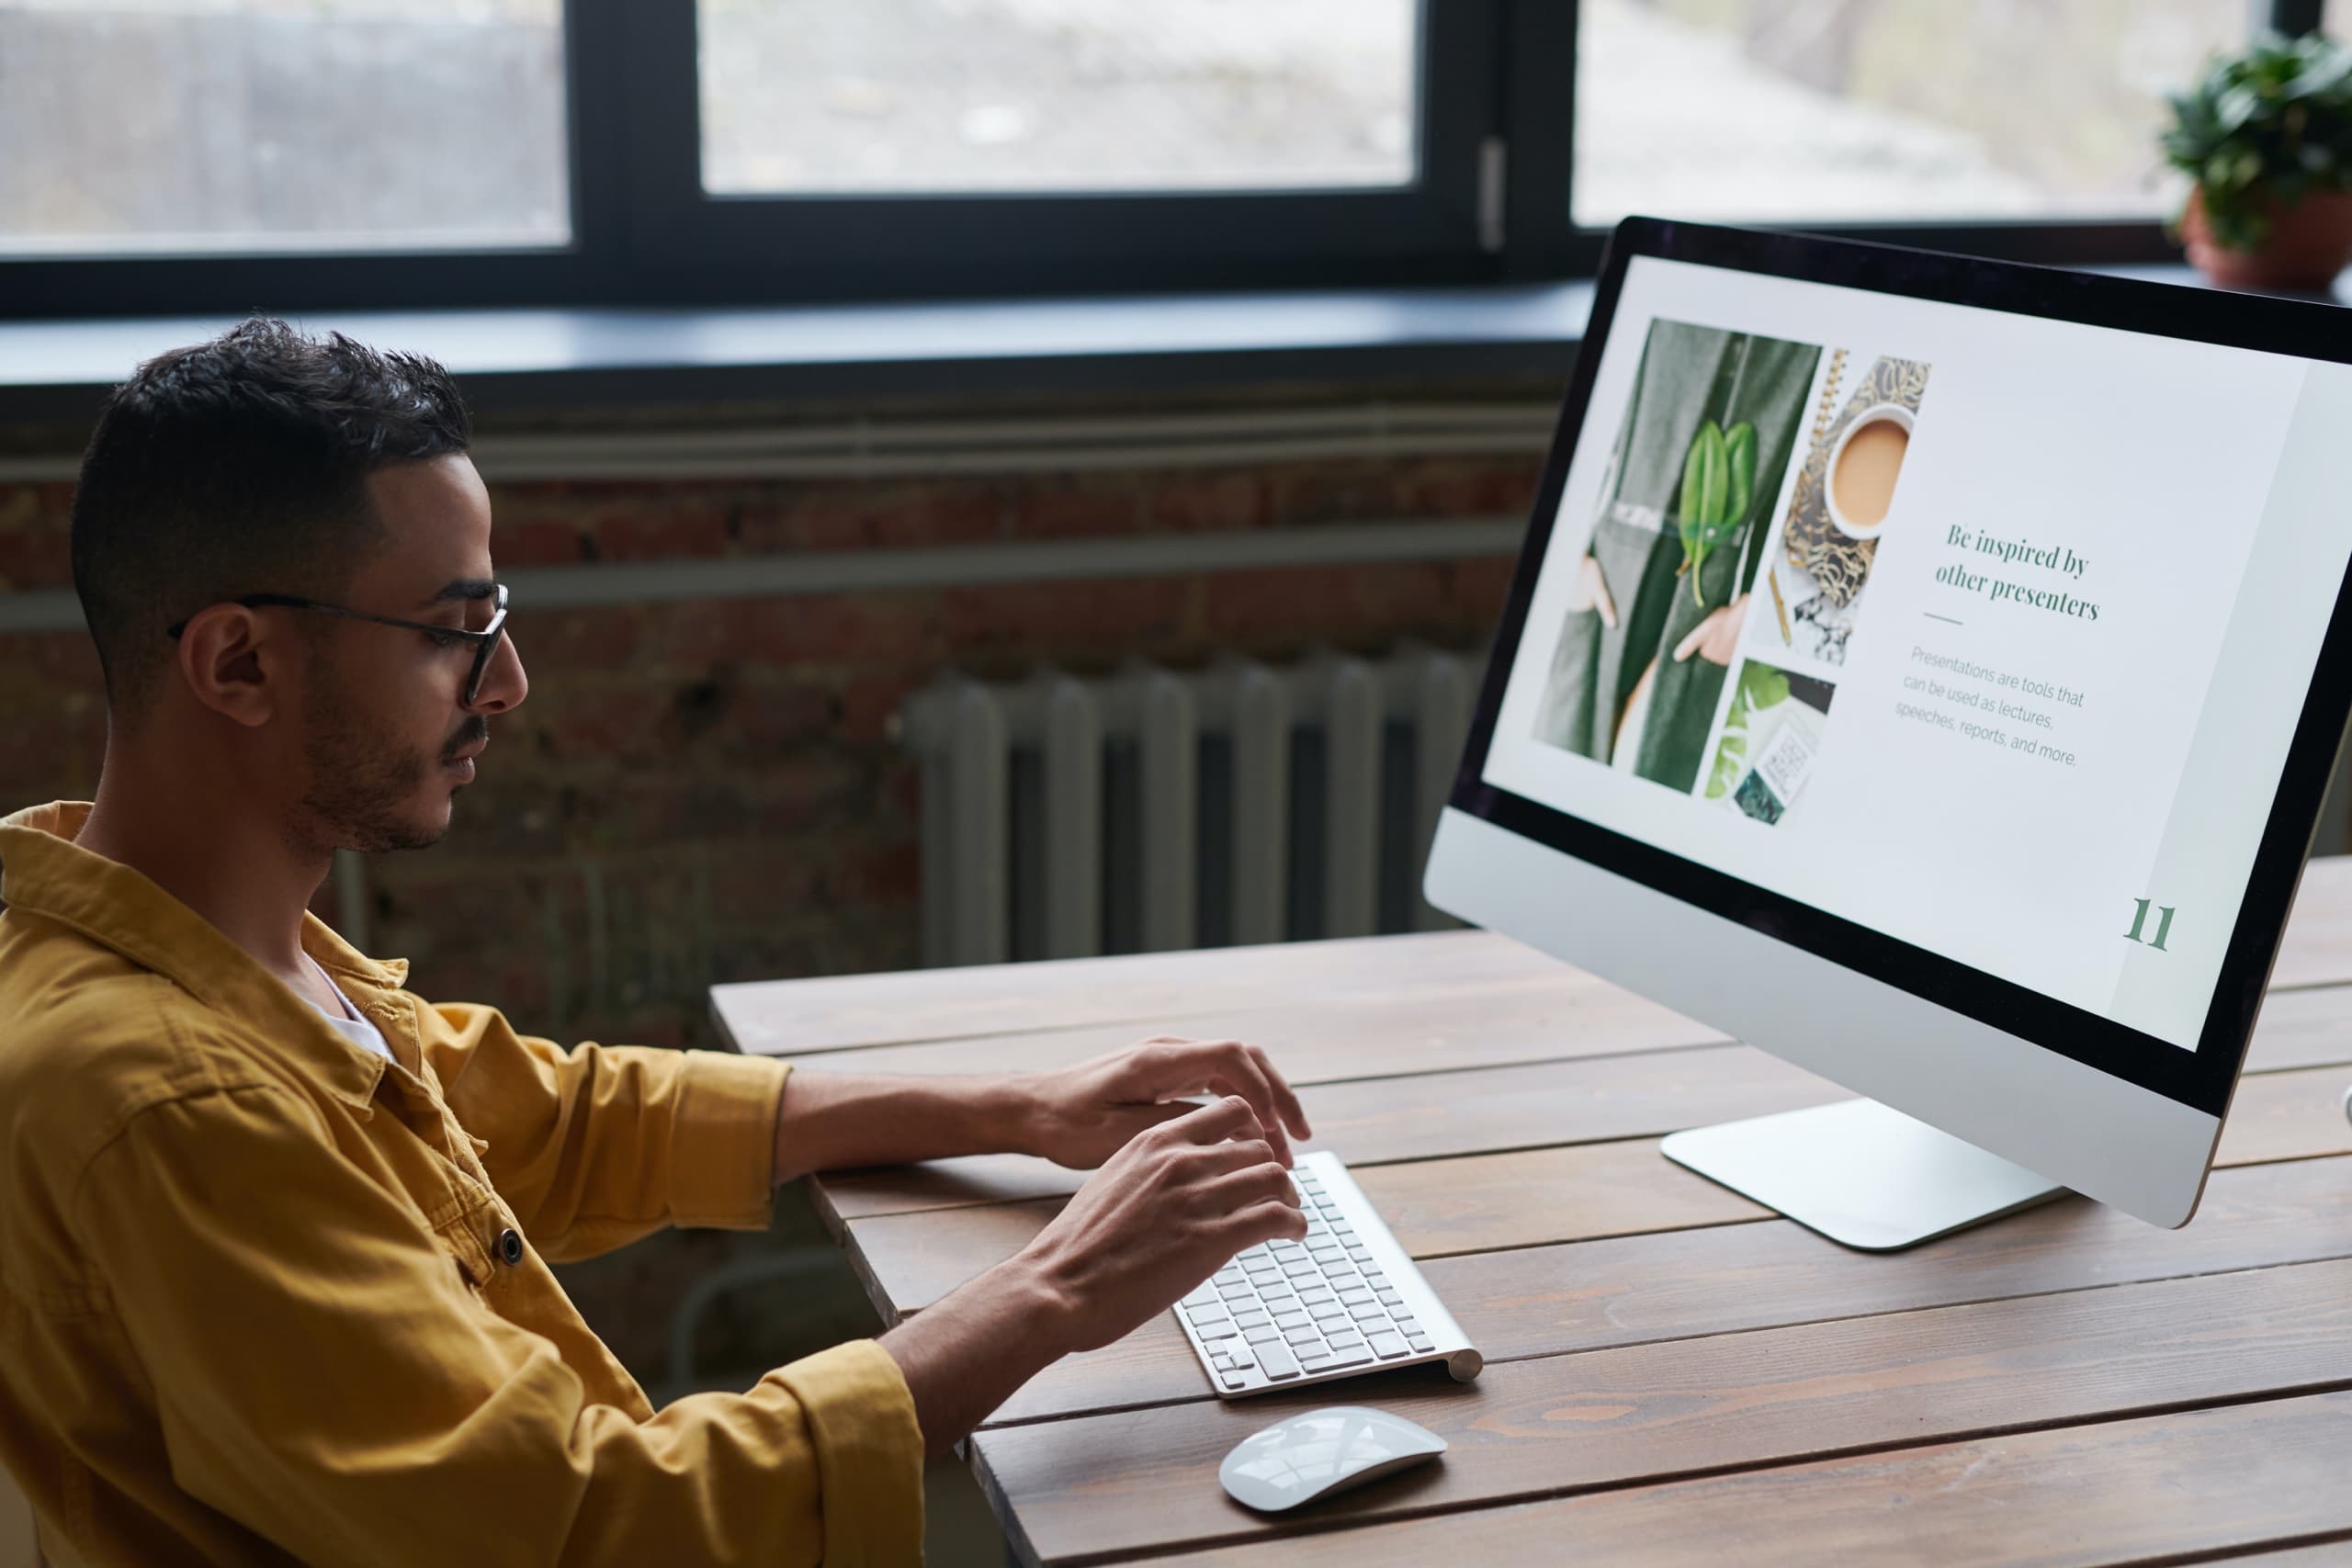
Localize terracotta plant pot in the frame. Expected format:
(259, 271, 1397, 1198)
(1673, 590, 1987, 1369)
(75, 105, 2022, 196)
(2181, 185, 2352, 292)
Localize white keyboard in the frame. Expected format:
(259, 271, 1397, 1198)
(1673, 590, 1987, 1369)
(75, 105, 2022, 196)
(1173, 1151, 1482, 1398)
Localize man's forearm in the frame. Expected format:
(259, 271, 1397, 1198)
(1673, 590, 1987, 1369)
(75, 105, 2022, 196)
(771, 1072, 1037, 1185)
(879, 1258, 1071, 1458)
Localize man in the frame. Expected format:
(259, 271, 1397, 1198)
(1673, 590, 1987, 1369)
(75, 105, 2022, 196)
(0, 320, 1312, 1564)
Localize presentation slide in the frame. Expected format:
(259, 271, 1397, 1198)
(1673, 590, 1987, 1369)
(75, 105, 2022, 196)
(1485, 256, 2352, 1052)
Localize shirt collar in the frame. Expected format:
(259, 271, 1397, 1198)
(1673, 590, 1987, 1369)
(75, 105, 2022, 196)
(0, 801, 413, 1106)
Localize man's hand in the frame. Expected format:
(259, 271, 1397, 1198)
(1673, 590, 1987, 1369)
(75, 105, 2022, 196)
(1014, 1036, 1312, 1171)
(880, 1095, 1309, 1450)
(1018, 1095, 1309, 1351)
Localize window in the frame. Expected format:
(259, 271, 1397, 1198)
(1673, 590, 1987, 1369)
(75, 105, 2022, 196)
(0, 0, 570, 256)
(0, 0, 2324, 318)
(697, 0, 1419, 196)
(1573, 0, 2248, 231)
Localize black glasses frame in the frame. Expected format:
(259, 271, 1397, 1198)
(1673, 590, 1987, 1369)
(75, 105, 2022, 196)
(166, 583, 511, 705)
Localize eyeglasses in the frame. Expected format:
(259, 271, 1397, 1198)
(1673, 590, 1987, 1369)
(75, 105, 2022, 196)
(166, 583, 511, 705)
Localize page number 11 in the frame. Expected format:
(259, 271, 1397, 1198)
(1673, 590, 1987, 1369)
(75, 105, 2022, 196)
(2125, 898, 2177, 952)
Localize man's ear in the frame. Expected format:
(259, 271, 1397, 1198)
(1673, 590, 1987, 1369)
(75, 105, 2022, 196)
(175, 604, 286, 729)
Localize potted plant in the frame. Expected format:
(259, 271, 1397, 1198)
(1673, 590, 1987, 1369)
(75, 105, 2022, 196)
(2163, 30, 2352, 291)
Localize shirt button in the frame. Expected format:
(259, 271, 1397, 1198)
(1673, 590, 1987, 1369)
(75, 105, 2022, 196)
(497, 1228, 524, 1266)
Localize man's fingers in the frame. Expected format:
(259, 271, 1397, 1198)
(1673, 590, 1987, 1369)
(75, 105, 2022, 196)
(1193, 1135, 1287, 1180)
(1149, 1040, 1295, 1166)
(1247, 1042, 1311, 1140)
(1161, 1094, 1268, 1147)
(1229, 1196, 1311, 1249)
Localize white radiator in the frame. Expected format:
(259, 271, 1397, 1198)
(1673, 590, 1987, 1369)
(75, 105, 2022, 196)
(899, 649, 1482, 966)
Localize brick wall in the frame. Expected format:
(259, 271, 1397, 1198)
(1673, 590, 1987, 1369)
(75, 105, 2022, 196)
(0, 444, 1535, 1060)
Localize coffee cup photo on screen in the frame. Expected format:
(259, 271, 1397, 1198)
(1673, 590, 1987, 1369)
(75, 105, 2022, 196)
(1530, 320, 1820, 795)
(1750, 352, 1934, 668)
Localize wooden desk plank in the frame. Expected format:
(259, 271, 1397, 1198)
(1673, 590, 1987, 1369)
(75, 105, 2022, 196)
(820, 1040, 2352, 1232)
(1148, 1391, 2352, 1568)
(797, 974, 2334, 1092)
(2218, 1065, 2352, 1166)
(972, 1257, 2352, 1564)
(711, 929, 1561, 1055)
(972, 1155, 2352, 1427)
(821, 1043, 1844, 1220)
(720, 857, 2352, 1060)
(2246, 984, 2352, 1072)
(843, 1065, 2352, 1321)
(781, 979, 1726, 1089)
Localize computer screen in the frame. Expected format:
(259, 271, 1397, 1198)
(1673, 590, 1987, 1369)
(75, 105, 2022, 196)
(1454, 227, 2352, 1119)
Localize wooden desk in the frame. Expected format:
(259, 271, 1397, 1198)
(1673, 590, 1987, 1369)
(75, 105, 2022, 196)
(711, 859, 2352, 1565)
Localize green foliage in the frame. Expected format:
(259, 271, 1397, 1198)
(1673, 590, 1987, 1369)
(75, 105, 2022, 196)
(1704, 661, 1792, 800)
(2162, 31, 2352, 251)
(1676, 419, 1756, 608)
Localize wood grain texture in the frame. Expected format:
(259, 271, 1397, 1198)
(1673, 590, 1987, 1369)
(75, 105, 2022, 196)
(768, 977, 1726, 1087)
(972, 1257, 2352, 1564)
(811, 987, 2352, 1224)
(719, 858, 2352, 1059)
(966, 1154, 2352, 1427)
(711, 929, 1560, 1055)
(823, 1056, 2352, 1289)
(2217, 1066, 2352, 1167)
(1148, 1391, 2352, 1568)
(821, 1043, 1844, 1220)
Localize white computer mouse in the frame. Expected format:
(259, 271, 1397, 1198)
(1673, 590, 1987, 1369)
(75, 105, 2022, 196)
(1218, 1405, 1446, 1513)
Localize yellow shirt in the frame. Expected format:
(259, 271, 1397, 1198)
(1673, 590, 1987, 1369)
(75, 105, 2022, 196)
(0, 803, 923, 1565)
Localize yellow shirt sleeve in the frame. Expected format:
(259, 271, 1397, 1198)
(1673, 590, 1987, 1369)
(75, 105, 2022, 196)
(419, 1000, 791, 1259)
(72, 1085, 924, 1567)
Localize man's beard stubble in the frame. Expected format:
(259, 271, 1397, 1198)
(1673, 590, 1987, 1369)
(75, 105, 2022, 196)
(293, 652, 485, 858)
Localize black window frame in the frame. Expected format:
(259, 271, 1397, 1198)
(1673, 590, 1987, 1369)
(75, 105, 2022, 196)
(0, 0, 2324, 321)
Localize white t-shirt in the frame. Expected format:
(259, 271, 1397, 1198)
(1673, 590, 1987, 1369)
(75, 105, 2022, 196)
(303, 956, 396, 1065)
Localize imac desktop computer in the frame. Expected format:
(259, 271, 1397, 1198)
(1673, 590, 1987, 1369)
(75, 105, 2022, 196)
(1425, 218, 2352, 1250)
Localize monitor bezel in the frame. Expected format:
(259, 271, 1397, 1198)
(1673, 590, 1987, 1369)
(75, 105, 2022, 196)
(1450, 217, 2352, 1121)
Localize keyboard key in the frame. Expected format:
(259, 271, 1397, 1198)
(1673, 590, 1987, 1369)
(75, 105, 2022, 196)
(1318, 1342, 1374, 1368)
(1338, 1288, 1374, 1305)
(1299, 1347, 1337, 1369)
(1407, 1334, 1434, 1353)
(1391, 1317, 1421, 1337)
(1244, 1326, 1283, 1346)
(1350, 1302, 1386, 1322)
(1377, 1292, 1405, 1308)
(1369, 1332, 1412, 1359)
(1311, 1305, 1351, 1326)
(1260, 1344, 1302, 1380)
(1273, 1311, 1311, 1331)
(1298, 1288, 1336, 1307)
(1227, 1344, 1257, 1370)
(1181, 1285, 1218, 1310)
(1217, 1281, 1254, 1300)
(1193, 1321, 1242, 1341)
(1219, 1368, 1250, 1390)
(1283, 1324, 1321, 1346)
(1234, 1311, 1272, 1329)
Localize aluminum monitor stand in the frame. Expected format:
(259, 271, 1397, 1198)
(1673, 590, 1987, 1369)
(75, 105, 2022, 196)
(1662, 1098, 2067, 1252)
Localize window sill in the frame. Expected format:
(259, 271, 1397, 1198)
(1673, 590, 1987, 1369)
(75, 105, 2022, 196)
(1, 262, 2337, 432)
(0, 282, 1600, 429)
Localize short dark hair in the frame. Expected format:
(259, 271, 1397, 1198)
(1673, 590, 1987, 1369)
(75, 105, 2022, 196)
(70, 318, 471, 715)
